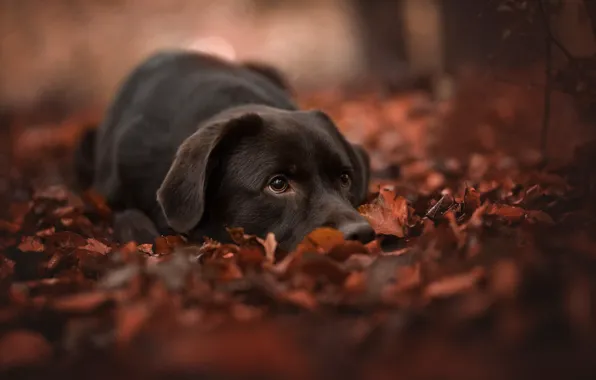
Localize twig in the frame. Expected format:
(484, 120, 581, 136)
(538, 0, 553, 155)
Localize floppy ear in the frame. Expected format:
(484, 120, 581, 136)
(350, 143, 371, 205)
(308, 110, 371, 205)
(156, 113, 263, 233)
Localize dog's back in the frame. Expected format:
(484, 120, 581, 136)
(76, 50, 296, 222)
(104, 51, 295, 130)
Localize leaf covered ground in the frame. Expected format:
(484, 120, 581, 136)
(2, 81, 596, 380)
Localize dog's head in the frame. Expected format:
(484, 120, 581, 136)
(156, 106, 374, 251)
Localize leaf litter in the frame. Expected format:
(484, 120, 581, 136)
(2, 88, 596, 379)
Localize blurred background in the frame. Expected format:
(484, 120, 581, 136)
(2, 0, 596, 176)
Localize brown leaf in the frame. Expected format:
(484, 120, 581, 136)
(463, 186, 481, 216)
(266, 249, 300, 276)
(298, 253, 349, 285)
(74, 248, 110, 275)
(154, 235, 185, 256)
(226, 227, 262, 247)
(256, 232, 277, 263)
(53, 206, 77, 218)
(51, 291, 113, 313)
(137, 244, 154, 255)
(227, 227, 249, 245)
(46, 251, 64, 271)
(35, 227, 56, 237)
(359, 195, 408, 238)
(202, 257, 243, 282)
(82, 189, 112, 218)
(236, 246, 266, 271)
(343, 271, 367, 295)
(44, 231, 87, 249)
(296, 227, 345, 253)
(424, 267, 485, 298)
(209, 244, 239, 261)
(281, 289, 318, 311)
(18, 236, 45, 252)
(486, 204, 526, 223)
(81, 238, 111, 255)
(219, 261, 244, 282)
(326, 240, 369, 262)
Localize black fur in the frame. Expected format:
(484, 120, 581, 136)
(76, 50, 373, 250)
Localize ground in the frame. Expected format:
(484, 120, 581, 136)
(1, 79, 596, 380)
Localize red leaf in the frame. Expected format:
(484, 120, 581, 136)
(18, 236, 45, 252)
(359, 190, 411, 238)
(296, 227, 345, 253)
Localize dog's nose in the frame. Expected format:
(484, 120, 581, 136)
(339, 221, 375, 244)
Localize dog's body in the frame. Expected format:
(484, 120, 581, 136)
(76, 50, 373, 251)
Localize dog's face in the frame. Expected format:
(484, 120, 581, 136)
(157, 107, 374, 251)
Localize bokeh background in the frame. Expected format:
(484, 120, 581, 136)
(2, 0, 596, 177)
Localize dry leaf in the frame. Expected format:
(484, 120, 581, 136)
(296, 227, 345, 253)
(81, 238, 111, 255)
(424, 267, 485, 298)
(18, 236, 45, 252)
(257, 232, 278, 263)
(359, 192, 411, 238)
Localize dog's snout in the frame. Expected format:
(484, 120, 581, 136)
(339, 221, 375, 244)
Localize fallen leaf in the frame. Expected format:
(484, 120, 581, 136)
(81, 238, 111, 255)
(137, 244, 154, 255)
(236, 246, 266, 271)
(359, 194, 409, 238)
(154, 235, 185, 256)
(44, 231, 87, 249)
(486, 204, 526, 223)
(424, 267, 485, 298)
(463, 186, 481, 216)
(296, 227, 345, 253)
(17, 236, 45, 252)
(82, 189, 112, 218)
(298, 253, 349, 285)
(326, 240, 369, 262)
(281, 289, 318, 310)
(257, 232, 278, 263)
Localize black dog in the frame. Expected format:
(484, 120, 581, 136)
(75, 50, 374, 251)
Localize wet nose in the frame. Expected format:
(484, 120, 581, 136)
(338, 221, 375, 244)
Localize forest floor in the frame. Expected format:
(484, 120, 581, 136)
(1, 72, 596, 380)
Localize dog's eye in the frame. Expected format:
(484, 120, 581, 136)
(267, 175, 290, 193)
(340, 172, 352, 188)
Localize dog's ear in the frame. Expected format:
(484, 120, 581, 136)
(308, 110, 371, 205)
(157, 113, 263, 233)
(350, 143, 371, 205)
